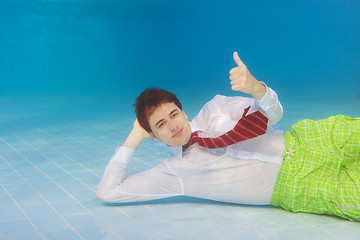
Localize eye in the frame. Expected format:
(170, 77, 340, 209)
(171, 112, 178, 118)
(158, 122, 165, 128)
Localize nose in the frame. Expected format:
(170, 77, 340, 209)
(168, 120, 178, 132)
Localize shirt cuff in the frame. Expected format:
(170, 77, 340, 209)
(110, 146, 135, 164)
(258, 82, 276, 112)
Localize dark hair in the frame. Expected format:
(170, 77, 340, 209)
(134, 88, 182, 133)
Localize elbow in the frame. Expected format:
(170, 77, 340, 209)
(96, 188, 112, 203)
(272, 111, 283, 126)
(96, 189, 106, 202)
(268, 111, 283, 126)
(268, 103, 283, 126)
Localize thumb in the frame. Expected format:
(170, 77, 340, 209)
(233, 51, 246, 67)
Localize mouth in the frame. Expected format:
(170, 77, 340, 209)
(172, 128, 183, 138)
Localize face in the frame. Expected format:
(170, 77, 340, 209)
(148, 102, 192, 147)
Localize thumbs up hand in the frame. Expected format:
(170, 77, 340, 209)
(229, 52, 266, 100)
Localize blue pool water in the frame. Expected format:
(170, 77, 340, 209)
(1, 0, 360, 239)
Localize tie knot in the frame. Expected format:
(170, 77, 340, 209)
(182, 132, 199, 152)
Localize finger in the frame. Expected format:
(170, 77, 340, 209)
(231, 85, 240, 91)
(230, 79, 242, 86)
(233, 51, 246, 67)
(229, 73, 240, 81)
(229, 67, 239, 75)
(230, 78, 241, 86)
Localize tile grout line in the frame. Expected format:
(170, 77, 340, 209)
(162, 202, 237, 240)
(45, 125, 183, 240)
(144, 204, 197, 239)
(113, 206, 161, 240)
(278, 208, 360, 233)
(205, 200, 357, 239)
(231, 206, 306, 240)
(35, 124, 270, 240)
(0, 127, 98, 193)
(0, 184, 45, 240)
(205, 205, 279, 240)
(0, 155, 84, 240)
(30, 118, 177, 240)
(0, 138, 122, 240)
(232, 205, 344, 240)
(2, 97, 358, 239)
(3, 118, 105, 179)
(274, 209, 353, 239)
(2, 118, 162, 240)
(32, 122, 111, 179)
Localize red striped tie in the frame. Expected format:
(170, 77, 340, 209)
(182, 106, 268, 152)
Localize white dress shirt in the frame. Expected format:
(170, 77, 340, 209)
(97, 84, 285, 205)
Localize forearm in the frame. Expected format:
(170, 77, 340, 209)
(251, 81, 267, 100)
(96, 146, 134, 201)
(97, 123, 145, 201)
(123, 119, 152, 150)
(122, 128, 145, 150)
(97, 117, 156, 202)
(96, 145, 182, 203)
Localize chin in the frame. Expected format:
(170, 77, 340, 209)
(168, 137, 189, 147)
(170, 140, 186, 147)
(166, 130, 191, 147)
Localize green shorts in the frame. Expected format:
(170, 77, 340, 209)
(271, 115, 360, 221)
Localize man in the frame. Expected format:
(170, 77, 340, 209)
(97, 52, 360, 221)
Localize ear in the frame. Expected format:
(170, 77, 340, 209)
(183, 110, 188, 120)
(150, 132, 159, 141)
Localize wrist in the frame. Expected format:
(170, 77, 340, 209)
(122, 129, 146, 150)
(251, 81, 266, 100)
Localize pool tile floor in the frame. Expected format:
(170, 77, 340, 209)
(0, 92, 359, 239)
